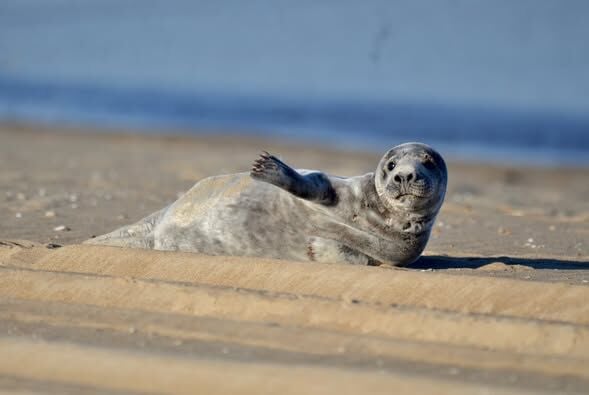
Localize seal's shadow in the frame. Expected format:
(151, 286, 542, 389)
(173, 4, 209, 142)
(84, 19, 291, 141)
(410, 255, 589, 270)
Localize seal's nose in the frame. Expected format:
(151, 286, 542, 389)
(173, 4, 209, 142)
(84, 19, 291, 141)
(393, 169, 416, 184)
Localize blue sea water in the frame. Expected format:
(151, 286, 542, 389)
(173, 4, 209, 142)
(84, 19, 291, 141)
(1, 0, 588, 166)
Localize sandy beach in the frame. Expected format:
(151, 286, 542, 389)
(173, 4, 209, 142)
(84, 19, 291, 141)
(1, 123, 588, 394)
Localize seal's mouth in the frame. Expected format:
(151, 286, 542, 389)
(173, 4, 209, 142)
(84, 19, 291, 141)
(396, 194, 417, 205)
(391, 185, 433, 200)
(395, 192, 413, 198)
(386, 181, 438, 208)
(394, 193, 423, 205)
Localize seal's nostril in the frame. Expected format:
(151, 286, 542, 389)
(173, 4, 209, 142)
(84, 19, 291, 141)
(394, 175, 402, 184)
(407, 173, 413, 182)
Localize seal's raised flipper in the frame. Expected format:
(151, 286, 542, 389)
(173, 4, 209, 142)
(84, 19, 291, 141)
(251, 152, 338, 206)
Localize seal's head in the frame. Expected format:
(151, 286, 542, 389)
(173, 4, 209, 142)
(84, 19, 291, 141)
(375, 142, 447, 214)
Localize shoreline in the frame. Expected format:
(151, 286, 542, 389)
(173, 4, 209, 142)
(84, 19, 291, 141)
(4, 120, 589, 169)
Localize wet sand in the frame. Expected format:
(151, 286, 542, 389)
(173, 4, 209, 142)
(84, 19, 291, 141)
(1, 123, 588, 394)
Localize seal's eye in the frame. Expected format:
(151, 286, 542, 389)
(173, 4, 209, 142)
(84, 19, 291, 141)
(387, 161, 396, 171)
(422, 155, 436, 170)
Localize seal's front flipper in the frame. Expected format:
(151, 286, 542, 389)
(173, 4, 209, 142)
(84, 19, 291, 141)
(251, 151, 300, 188)
(250, 152, 337, 206)
(307, 237, 380, 265)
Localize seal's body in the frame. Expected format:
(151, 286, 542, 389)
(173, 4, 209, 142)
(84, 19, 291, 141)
(87, 143, 447, 266)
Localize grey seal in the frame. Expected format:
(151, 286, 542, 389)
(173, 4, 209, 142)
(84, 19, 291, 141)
(86, 142, 447, 266)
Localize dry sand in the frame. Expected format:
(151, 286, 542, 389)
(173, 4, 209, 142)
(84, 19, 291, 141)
(0, 124, 588, 394)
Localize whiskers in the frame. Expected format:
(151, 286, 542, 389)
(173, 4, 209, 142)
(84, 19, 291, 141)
(408, 180, 432, 198)
(388, 179, 433, 199)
